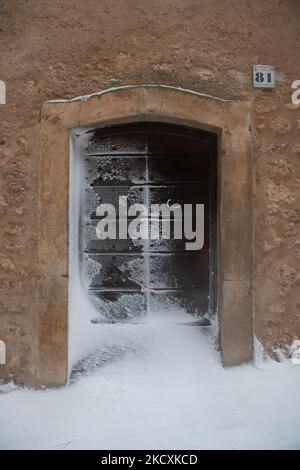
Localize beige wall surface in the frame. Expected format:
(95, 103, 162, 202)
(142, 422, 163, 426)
(0, 0, 299, 385)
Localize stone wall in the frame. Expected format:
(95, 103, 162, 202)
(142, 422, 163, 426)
(0, 0, 299, 384)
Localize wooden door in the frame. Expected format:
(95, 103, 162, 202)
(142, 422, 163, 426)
(81, 122, 217, 323)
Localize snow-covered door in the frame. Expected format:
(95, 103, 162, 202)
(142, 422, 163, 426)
(81, 122, 217, 323)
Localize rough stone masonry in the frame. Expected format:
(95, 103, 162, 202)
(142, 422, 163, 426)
(0, 0, 299, 386)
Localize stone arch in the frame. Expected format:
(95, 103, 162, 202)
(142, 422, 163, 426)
(38, 85, 253, 386)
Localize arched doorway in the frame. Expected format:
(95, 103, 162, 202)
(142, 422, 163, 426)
(38, 85, 253, 386)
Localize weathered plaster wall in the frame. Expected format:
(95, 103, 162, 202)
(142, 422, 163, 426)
(0, 0, 299, 384)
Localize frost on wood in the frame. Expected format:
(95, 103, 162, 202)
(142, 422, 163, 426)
(69, 121, 216, 364)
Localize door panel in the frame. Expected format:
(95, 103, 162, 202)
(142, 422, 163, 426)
(87, 254, 145, 290)
(86, 156, 147, 186)
(81, 122, 217, 322)
(148, 253, 209, 289)
(148, 155, 210, 183)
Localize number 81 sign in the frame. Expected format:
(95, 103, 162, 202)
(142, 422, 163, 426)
(253, 65, 276, 88)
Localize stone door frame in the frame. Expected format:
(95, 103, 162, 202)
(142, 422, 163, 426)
(38, 85, 253, 386)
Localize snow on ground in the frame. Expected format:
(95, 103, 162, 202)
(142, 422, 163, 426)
(0, 312, 300, 450)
